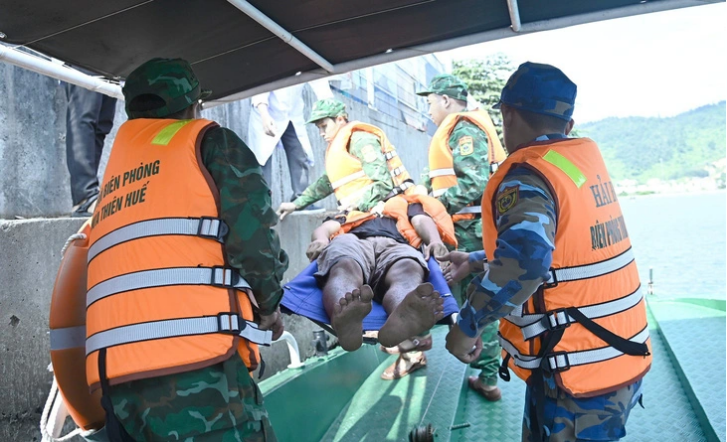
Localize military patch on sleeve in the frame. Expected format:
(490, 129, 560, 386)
(361, 144, 378, 163)
(497, 186, 519, 214)
(458, 136, 474, 156)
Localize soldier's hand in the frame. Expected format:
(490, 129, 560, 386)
(259, 308, 284, 341)
(306, 239, 329, 262)
(423, 241, 448, 261)
(371, 201, 386, 215)
(412, 185, 429, 196)
(262, 114, 277, 137)
(440, 251, 472, 285)
(337, 201, 355, 212)
(277, 202, 296, 221)
(270, 314, 284, 341)
(445, 325, 483, 364)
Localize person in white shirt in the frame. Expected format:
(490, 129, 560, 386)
(248, 80, 333, 204)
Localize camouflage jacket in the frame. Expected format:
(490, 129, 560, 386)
(293, 131, 394, 211)
(422, 119, 490, 215)
(462, 165, 556, 330)
(201, 127, 289, 316)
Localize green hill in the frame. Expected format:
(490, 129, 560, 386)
(579, 101, 726, 183)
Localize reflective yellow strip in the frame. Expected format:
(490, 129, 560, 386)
(337, 184, 374, 209)
(429, 168, 456, 178)
(432, 188, 447, 197)
(330, 170, 367, 190)
(543, 150, 586, 188)
(152, 120, 193, 145)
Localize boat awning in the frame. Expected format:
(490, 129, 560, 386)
(0, 0, 717, 105)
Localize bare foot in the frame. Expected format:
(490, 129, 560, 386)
(330, 285, 374, 351)
(378, 283, 444, 348)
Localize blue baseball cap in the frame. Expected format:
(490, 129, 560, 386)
(493, 62, 577, 121)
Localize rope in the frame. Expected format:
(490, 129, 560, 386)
(60, 233, 86, 256)
(39, 365, 84, 442)
(419, 366, 447, 426)
(39, 365, 57, 441)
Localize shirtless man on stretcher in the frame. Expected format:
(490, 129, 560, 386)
(306, 194, 457, 356)
(289, 98, 458, 377)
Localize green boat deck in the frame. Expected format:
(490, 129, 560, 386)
(260, 297, 726, 441)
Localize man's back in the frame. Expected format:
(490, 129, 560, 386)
(86, 57, 287, 442)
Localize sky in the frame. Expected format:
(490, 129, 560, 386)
(439, 3, 726, 123)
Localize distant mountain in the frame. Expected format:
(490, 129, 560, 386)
(579, 101, 726, 183)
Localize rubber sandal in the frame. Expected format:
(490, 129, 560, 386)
(380, 353, 428, 380)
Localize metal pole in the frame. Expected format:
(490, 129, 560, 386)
(507, 0, 522, 32)
(0, 44, 123, 100)
(226, 0, 335, 73)
(647, 267, 654, 295)
(272, 331, 304, 369)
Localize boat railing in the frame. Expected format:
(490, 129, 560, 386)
(272, 331, 304, 369)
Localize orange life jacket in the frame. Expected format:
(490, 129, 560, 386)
(481, 137, 651, 398)
(428, 111, 507, 221)
(85, 118, 271, 392)
(335, 194, 457, 249)
(326, 122, 414, 210)
(49, 220, 105, 431)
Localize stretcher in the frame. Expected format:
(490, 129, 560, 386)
(280, 257, 460, 339)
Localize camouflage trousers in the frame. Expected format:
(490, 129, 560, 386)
(522, 378, 644, 442)
(452, 220, 501, 386)
(108, 355, 276, 441)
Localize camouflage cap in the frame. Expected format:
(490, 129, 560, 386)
(123, 58, 211, 119)
(416, 74, 469, 101)
(306, 98, 347, 124)
(493, 62, 577, 121)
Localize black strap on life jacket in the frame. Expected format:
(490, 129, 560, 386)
(527, 309, 650, 441)
(383, 179, 415, 200)
(529, 327, 566, 442)
(98, 349, 137, 442)
(258, 357, 266, 379)
(566, 308, 650, 357)
(498, 353, 511, 382)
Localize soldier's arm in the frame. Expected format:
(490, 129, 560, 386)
(420, 167, 433, 193)
(457, 167, 557, 336)
(201, 127, 290, 316)
(350, 132, 395, 211)
(292, 173, 333, 209)
(438, 121, 490, 213)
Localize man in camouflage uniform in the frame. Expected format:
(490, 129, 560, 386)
(106, 58, 288, 441)
(443, 62, 645, 441)
(276, 99, 395, 220)
(279, 99, 436, 379)
(416, 75, 502, 401)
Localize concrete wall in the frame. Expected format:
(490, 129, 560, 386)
(0, 62, 127, 219)
(0, 62, 72, 218)
(0, 218, 87, 441)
